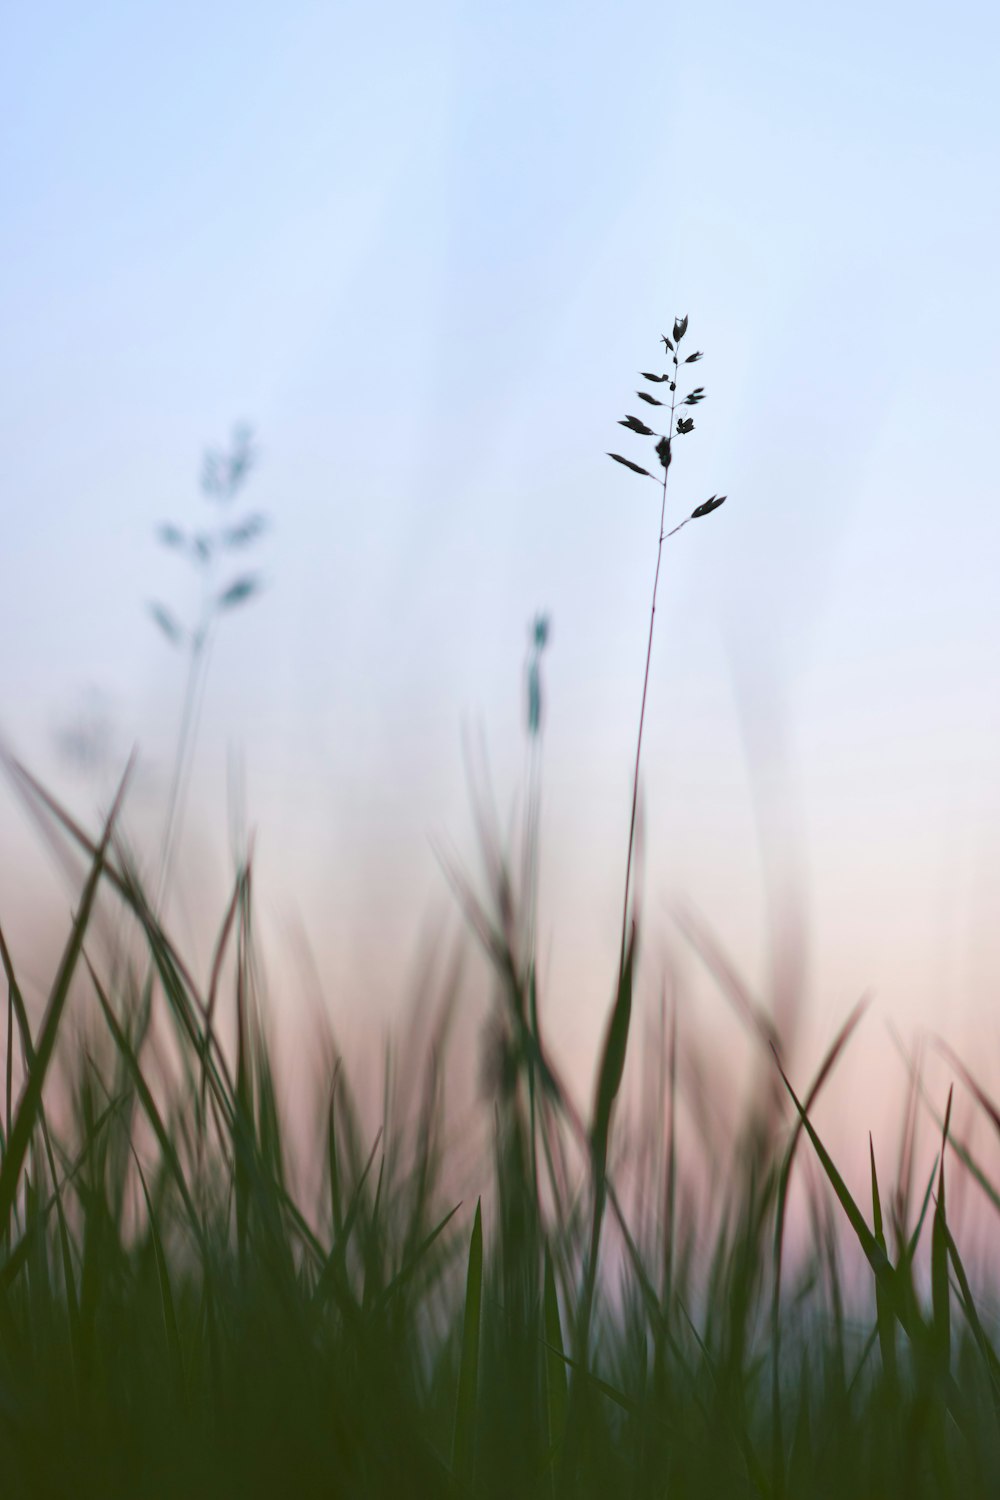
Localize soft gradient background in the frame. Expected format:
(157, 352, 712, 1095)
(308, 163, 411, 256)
(2, 0, 999, 1134)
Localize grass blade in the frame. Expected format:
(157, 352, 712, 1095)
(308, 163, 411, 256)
(452, 1198, 483, 1491)
(771, 997, 869, 1488)
(134, 1152, 185, 1403)
(87, 957, 201, 1239)
(591, 924, 636, 1181)
(930, 1086, 953, 1374)
(543, 1246, 568, 1467)
(870, 1134, 897, 1387)
(0, 760, 131, 1238)
(943, 1216, 1000, 1421)
(771, 1049, 907, 1330)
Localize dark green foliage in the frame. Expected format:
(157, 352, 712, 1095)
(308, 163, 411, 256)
(931, 1087, 953, 1374)
(2, 326, 998, 1499)
(2, 763, 998, 1499)
(453, 1200, 483, 1489)
(870, 1135, 898, 1389)
(590, 929, 635, 1185)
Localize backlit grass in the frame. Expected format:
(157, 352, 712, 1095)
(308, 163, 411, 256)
(1, 750, 1000, 1499)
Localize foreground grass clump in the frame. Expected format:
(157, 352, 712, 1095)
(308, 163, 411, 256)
(1, 764, 1000, 1499)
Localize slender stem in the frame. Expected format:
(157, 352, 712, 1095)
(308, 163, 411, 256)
(154, 436, 257, 911)
(155, 630, 211, 910)
(156, 537, 220, 911)
(618, 364, 679, 976)
(519, 638, 545, 1210)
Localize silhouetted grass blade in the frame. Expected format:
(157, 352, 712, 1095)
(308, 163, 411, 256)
(543, 1246, 568, 1473)
(134, 1153, 185, 1403)
(931, 1086, 953, 1374)
(591, 925, 636, 1179)
(771, 1050, 903, 1323)
(453, 1198, 483, 1491)
(0, 759, 131, 1239)
(870, 1135, 897, 1387)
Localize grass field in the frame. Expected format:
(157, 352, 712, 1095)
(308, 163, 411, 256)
(4, 349, 1000, 1497)
(1, 747, 1000, 1500)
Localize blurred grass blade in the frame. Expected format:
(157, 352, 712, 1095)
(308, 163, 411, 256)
(771, 997, 869, 1485)
(676, 1296, 770, 1498)
(895, 1156, 938, 1329)
(591, 924, 636, 1177)
(870, 1135, 896, 1387)
(326, 1063, 343, 1240)
(312, 1127, 382, 1315)
(541, 1339, 637, 1415)
(544, 1246, 568, 1467)
(452, 1198, 482, 1491)
(931, 1085, 953, 1373)
(3, 939, 11, 1152)
(134, 1152, 185, 1402)
(1, 1091, 128, 1290)
(378, 1199, 460, 1308)
(897, 1033, 1000, 1223)
(771, 1050, 904, 1327)
(88, 958, 201, 1238)
(0, 760, 131, 1238)
(846, 1325, 880, 1399)
(935, 1037, 1000, 1142)
(943, 1215, 1000, 1421)
(566, 922, 637, 1478)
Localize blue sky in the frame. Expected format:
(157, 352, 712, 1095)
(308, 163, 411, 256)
(2, 0, 999, 1094)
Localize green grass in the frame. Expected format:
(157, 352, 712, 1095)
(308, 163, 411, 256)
(4, 344, 1000, 1495)
(1, 757, 1000, 1498)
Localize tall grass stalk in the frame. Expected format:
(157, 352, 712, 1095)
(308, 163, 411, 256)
(609, 317, 726, 977)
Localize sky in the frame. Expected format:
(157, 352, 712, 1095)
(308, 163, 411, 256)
(2, 0, 1000, 1135)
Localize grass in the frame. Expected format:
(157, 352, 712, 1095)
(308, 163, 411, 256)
(2, 347, 1000, 1497)
(3, 753, 1000, 1499)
